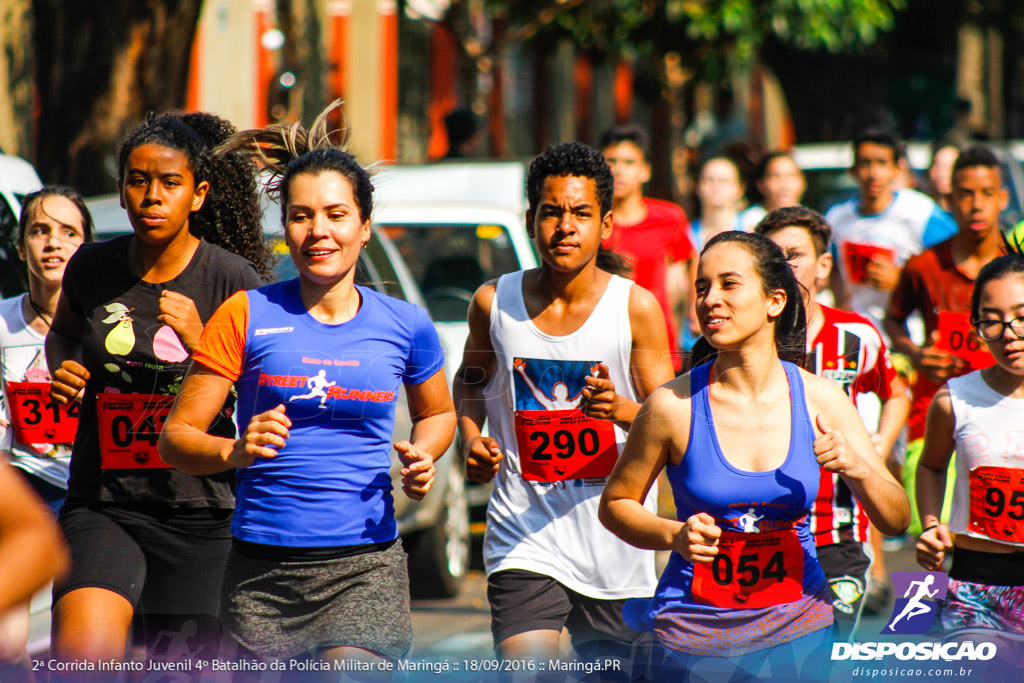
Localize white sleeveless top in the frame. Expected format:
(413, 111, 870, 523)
(948, 370, 1024, 545)
(482, 271, 657, 599)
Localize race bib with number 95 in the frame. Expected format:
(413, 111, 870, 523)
(968, 466, 1024, 545)
(691, 528, 804, 609)
(97, 393, 174, 469)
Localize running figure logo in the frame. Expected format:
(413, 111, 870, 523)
(883, 571, 949, 634)
(289, 370, 335, 407)
(736, 508, 765, 533)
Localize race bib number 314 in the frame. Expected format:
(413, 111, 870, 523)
(97, 393, 174, 469)
(6, 382, 79, 444)
(514, 409, 617, 482)
(692, 529, 804, 609)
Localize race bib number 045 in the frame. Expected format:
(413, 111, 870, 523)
(968, 466, 1024, 544)
(514, 409, 618, 482)
(97, 393, 174, 469)
(692, 528, 804, 609)
(6, 381, 79, 445)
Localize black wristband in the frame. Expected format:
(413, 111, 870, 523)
(921, 523, 939, 534)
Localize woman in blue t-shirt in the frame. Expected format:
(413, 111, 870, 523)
(160, 103, 456, 664)
(599, 231, 910, 679)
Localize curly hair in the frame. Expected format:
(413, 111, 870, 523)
(118, 111, 275, 280)
(526, 142, 614, 217)
(688, 231, 807, 370)
(217, 100, 374, 224)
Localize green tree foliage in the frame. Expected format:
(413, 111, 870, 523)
(477, 0, 906, 75)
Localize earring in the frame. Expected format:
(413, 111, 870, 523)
(361, 240, 368, 249)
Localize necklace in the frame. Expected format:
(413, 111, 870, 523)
(27, 297, 54, 328)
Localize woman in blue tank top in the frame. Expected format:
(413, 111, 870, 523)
(600, 231, 910, 680)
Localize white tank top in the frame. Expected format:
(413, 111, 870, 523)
(482, 271, 657, 599)
(948, 370, 1024, 545)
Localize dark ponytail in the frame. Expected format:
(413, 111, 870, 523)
(687, 231, 807, 370)
(118, 111, 275, 280)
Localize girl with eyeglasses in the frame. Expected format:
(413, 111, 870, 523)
(916, 251, 1024, 639)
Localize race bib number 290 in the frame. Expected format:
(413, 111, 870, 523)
(97, 394, 174, 469)
(514, 409, 618, 482)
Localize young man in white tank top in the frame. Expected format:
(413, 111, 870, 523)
(453, 142, 676, 667)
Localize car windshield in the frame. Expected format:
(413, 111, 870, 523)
(378, 223, 520, 322)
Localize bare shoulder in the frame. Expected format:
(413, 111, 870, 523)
(465, 279, 500, 330)
(639, 373, 692, 428)
(627, 282, 662, 318)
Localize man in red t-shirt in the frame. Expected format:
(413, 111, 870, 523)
(600, 124, 694, 371)
(758, 206, 909, 639)
(884, 145, 1008, 534)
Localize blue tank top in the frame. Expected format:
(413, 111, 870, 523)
(627, 359, 833, 656)
(231, 280, 445, 548)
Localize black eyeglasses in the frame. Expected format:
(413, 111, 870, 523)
(973, 316, 1024, 342)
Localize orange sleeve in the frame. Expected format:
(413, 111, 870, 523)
(192, 290, 249, 381)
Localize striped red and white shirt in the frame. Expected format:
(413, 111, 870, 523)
(808, 305, 897, 546)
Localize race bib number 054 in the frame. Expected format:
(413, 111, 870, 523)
(514, 409, 617, 482)
(97, 393, 174, 469)
(968, 466, 1024, 544)
(692, 528, 804, 609)
(6, 381, 79, 445)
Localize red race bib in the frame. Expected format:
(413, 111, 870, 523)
(968, 466, 1024, 544)
(96, 393, 174, 469)
(936, 311, 993, 370)
(6, 381, 79, 445)
(692, 528, 804, 609)
(514, 409, 618, 482)
(843, 242, 896, 285)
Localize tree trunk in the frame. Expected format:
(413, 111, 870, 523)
(32, 0, 203, 194)
(0, 0, 34, 159)
(277, 0, 327, 124)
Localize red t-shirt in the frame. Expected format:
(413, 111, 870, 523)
(808, 305, 897, 546)
(603, 198, 693, 368)
(887, 239, 996, 441)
